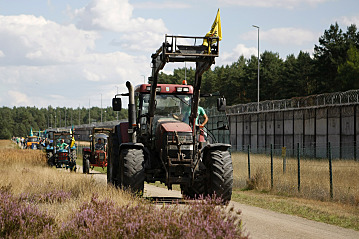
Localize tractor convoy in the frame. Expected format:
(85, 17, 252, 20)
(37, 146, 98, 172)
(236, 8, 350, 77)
(107, 35, 233, 202)
(40, 34, 233, 202)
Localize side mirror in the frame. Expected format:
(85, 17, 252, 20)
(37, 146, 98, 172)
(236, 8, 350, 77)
(217, 97, 226, 112)
(112, 97, 122, 111)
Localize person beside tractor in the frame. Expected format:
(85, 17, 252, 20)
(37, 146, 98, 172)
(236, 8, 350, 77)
(177, 102, 208, 127)
(196, 106, 208, 128)
(57, 139, 68, 150)
(95, 138, 105, 150)
(175, 97, 208, 128)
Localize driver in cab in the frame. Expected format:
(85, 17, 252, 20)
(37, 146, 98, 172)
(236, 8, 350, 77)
(95, 138, 105, 150)
(57, 139, 68, 150)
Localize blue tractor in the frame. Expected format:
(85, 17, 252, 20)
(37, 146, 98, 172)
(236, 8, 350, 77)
(47, 130, 77, 171)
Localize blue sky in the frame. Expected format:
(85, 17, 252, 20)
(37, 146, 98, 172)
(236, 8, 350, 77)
(0, 0, 358, 108)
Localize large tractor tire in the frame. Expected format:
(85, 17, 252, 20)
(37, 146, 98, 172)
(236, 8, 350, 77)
(119, 148, 145, 194)
(70, 150, 77, 160)
(205, 150, 233, 203)
(83, 155, 90, 174)
(47, 152, 54, 166)
(181, 180, 205, 199)
(107, 133, 119, 186)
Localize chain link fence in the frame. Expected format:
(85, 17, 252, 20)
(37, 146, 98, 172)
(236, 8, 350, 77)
(232, 143, 359, 204)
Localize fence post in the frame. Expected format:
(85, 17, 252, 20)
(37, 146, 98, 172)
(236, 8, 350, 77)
(282, 146, 286, 174)
(297, 143, 301, 192)
(328, 142, 333, 199)
(271, 144, 274, 190)
(247, 145, 251, 179)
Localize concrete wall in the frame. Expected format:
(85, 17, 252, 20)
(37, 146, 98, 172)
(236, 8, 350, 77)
(228, 104, 358, 159)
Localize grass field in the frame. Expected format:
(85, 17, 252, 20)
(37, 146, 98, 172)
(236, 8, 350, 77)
(231, 152, 359, 230)
(231, 152, 359, 204)
(0, 140, 245, 238)
(57, 140, 359, 231)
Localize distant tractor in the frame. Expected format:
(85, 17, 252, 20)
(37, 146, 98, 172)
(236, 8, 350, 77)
(26, 136, 39, 149)
(48, 130, 77, 171)
(82, 127, 112, 174)
(107, 35, 233, 202)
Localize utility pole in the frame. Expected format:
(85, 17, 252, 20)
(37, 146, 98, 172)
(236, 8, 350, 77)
(65, 108, 67, 127)
(101, 93, 103, 123)
(253, 25, 260, 112)
(89, 99, 91, 125)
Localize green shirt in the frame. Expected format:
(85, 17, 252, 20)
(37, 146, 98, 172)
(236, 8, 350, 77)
(180, 106, 206, 125)
(58, 142, 68, 150)
(196, 106, 206, 125)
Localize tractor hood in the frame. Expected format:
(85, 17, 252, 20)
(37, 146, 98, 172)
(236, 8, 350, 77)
(160, 121, 192, 132)
(155, 117, 192, 152)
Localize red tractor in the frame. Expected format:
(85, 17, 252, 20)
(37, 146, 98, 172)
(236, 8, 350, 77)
(82, 127, 112, 174)
(107, 35, 233, 202)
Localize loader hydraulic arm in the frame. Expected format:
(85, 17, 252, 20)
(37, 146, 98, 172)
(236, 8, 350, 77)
(147, 35, 219, 136)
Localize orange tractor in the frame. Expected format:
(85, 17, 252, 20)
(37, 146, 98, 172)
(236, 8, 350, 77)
(82, 127, 112, 174)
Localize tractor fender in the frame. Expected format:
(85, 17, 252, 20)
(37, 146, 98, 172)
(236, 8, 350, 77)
(202, 143, 231, 165)
(119, 142, 144, 151)
(119, 143, 150, 162)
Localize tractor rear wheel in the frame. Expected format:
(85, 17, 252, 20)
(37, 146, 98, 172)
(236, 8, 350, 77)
(120, 148, 145, 194)
(83, 156, 90, 174)
(47, 152, 54, 166)
(205, 150, 233, 203)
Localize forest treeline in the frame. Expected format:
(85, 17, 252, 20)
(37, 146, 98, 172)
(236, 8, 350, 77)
(1, 23, 358, 139)
(0, 106, 128, 139)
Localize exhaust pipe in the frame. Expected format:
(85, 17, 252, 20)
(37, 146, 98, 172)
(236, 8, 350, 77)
(126, 81, 136, 143)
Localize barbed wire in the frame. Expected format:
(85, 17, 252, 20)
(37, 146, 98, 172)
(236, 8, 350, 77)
(226, 89, 359, 115)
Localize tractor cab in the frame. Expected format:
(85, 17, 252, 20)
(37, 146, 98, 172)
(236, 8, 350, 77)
(82, 127, 112, 174)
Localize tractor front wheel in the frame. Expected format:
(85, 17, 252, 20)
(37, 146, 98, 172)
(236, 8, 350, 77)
(119, 148, 145, 194)
(181, 180, 205, 199)
(205, 150, 233, 203)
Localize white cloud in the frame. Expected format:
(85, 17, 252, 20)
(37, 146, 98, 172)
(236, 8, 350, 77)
(338, 15, 359, 27)
(242, 27, 318, 46)
(0, 15, 98, 65)
(133, 1, 191, 9)
(220, 0, 329, 9)
(71, 0, 168, 52)
(7, 90, 31, 106)
(218, 44, 257, 66)
(0, 12, 151, 108)
(72, 0, 167, 33)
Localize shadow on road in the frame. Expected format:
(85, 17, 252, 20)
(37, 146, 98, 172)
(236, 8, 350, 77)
(145, 196, 187, 204)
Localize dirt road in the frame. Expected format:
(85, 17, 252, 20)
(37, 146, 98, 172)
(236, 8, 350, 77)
(84, 169, 359, 239)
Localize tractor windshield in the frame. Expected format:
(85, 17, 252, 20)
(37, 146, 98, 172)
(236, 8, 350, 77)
(141, 94, 192, 123)
(28, 137, 38, 142)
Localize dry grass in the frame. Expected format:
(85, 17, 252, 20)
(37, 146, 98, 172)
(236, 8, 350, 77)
(0, 140, 136, 224)
(0, 140, 246, 238)
(232, 152, 359, 205)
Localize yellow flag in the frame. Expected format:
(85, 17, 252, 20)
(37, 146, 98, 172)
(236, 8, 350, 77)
(203, 9, 222, 47)
(70, 136, 75, 148)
